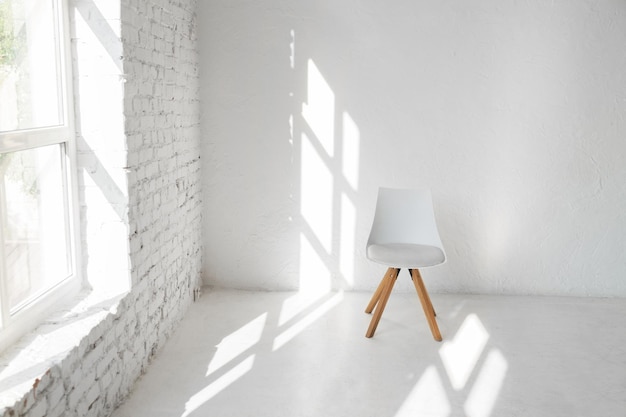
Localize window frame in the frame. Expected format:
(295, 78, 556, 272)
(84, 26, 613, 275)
(0, 0, 81, 354)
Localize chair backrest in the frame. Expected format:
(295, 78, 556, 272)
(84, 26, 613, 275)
(367, 187, 445, 255)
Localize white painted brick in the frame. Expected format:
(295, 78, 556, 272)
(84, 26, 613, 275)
(0, 1, 201, 416)
(74, 398, 90, 417)
(83, 383, 100, 409)
(16, 390, 36, 414)
(82, 342, 105, 371)
(95, 348, 116, 379)
(47, 399, 67, 417)
(27, 400, 47, 417)
(68, 370, 95, 410)
(32, 370, 53, 399)
(47, 383, 65, 411)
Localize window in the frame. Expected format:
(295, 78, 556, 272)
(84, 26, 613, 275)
(0, 0, 78, 352)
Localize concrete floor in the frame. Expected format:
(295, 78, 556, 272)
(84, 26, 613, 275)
(112, 289, 626, 417)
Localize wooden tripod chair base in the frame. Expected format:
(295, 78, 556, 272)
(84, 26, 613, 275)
(365, 267, 442, 341)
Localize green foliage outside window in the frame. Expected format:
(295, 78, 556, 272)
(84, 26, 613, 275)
(0, 2, 16, 71)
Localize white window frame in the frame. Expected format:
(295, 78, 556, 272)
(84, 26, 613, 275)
(0, 0, 80, 354)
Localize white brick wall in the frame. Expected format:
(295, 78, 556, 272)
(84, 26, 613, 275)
(0, 0, 201, 415)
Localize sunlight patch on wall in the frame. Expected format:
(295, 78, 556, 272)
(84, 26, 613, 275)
(340, 194, 356, 286)
(300, 132, 333, 253)
(298, 57, 361, 292)
(298, 59, 335, 294)
(342, 111, 360, 190)
(302, 59, 335, 157)
(298, 232, 331, 295)
(339, 111, 360, 286)
(289, 29, 295, 69)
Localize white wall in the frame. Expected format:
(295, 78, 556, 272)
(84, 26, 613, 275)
(199, 0, 626, 296)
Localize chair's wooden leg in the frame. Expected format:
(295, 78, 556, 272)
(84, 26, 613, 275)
(408, 269, 436, 317)
(365, 268, 394, 314)
(411, 268, 442, 341)
(366, 268, 399, 338)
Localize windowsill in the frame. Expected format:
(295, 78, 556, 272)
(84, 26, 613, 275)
(0, 287, 128, 411)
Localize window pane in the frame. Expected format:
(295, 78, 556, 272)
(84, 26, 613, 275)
(0, 144, 71, 313)
(0, 0, 63, 132)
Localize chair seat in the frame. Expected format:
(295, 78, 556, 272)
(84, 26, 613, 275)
(367, 243, 445, 268)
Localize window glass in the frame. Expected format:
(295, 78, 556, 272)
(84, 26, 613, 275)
(0, 143, 72, 314)
(0, 0, 64, 132)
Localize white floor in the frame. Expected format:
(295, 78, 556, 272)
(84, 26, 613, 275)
(112, 288, 626, 417)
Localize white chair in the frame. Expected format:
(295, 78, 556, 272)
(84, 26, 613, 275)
(364, 187, 446, 341)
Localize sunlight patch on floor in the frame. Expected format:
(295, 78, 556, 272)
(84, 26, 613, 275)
(395, 365, 451, 417)
(206, 313, 267, 376)
(273, 291, 344, 351)
(464, 348, 508, 417)
(439, 313, 490, 390)
(184, 355, 256, 417)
